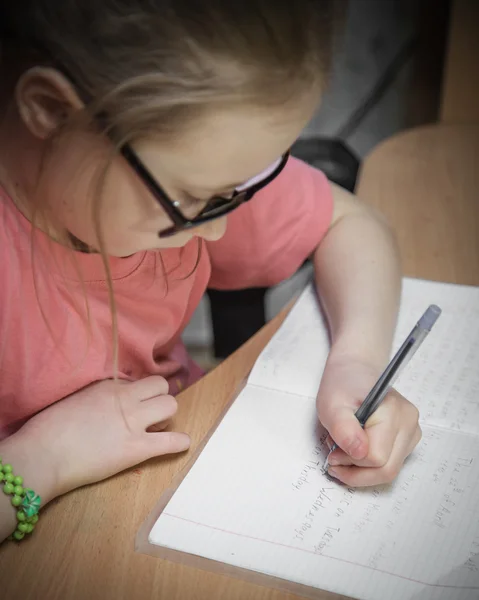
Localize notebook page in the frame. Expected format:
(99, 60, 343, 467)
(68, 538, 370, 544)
(149, 385, 479, 600)
(249, 278, 479, 436)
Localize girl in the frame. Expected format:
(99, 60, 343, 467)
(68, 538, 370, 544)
(0, 1, 421, 542)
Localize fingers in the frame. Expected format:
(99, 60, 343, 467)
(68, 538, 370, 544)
(119, 376, 169, 400)
(328, 412, 397, 468)
(127, 389, 190, 463)
(319, 404, 369, 460)
(328, 424, 422, 487)
(146, 420, 171, 433)
(324, 390, 421, 486)
(135, 395, 178, 430)
(141, 431, 191, 459)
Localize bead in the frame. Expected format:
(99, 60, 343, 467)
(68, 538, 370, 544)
(4, 473, 14, 484)
(17, 522, 29, 533)
(13, 476, 23, 486)
(31, 514, 39, 525)
(22, 490, 41, 517)
(26, 523, 34, 534)
(13, 530, 25, 541)
(3, 464, 12, 474)
(16, 510, 26, 522)
(13, 485, 24, 496)
(11, 495, 22, 507)
(3, 482, 14, 495)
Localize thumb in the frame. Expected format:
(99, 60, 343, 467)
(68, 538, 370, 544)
(319, 404, 368, 460)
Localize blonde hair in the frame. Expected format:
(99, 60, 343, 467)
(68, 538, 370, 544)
(0, 0, 332, 372)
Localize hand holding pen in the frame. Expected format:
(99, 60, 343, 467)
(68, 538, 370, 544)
(319, 305, 441, 484)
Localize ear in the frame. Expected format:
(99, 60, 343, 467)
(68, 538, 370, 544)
(15, 67, 84, 139)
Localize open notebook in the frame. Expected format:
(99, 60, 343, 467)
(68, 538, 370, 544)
(145, 278, 479, 600)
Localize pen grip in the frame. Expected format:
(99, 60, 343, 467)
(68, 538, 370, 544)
(355, 321, 434, 426)
(355, 338, 414, 426)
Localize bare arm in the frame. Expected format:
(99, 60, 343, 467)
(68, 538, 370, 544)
(313, 182, 401, 371)
(312, 183, 420, 487)
(0, 377, 189, 543)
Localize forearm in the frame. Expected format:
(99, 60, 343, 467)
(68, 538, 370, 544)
(313, 190, 401, 371)
(0, 428, 58, 543)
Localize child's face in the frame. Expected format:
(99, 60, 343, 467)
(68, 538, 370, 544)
(34, 98, 318, 256)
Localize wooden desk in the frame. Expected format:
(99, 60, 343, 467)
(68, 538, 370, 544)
(1, 123, 478, 600)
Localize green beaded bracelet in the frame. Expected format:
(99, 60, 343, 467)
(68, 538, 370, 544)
(0, 459, 41, 541)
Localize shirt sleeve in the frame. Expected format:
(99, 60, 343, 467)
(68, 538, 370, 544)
(206, 157, 334, 290)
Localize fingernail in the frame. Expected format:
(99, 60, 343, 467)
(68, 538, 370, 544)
(328, 468, 339, 479)
(347, 438, 362, 458)
(328, 456, 339, 466)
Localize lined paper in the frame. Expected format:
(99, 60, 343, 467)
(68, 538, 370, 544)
(149, 278, 479, 600)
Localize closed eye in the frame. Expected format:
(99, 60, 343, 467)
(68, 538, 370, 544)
(181, 189, 235, 206)
(179, 192, 203, 208)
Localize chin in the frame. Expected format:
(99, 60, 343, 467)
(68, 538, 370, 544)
(105, 243, 150, 257)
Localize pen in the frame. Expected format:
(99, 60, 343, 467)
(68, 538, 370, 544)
(323, 304, 442, 473)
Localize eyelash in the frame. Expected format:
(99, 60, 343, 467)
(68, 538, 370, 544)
(177, 188, 236, 210)
(180, 192, 205, 208)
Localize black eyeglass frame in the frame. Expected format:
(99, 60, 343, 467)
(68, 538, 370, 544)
(120, 145, 290, 238)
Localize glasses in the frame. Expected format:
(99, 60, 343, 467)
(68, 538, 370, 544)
(120, 144, 290, 238)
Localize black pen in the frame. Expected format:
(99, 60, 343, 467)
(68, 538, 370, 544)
(323, 304, 442, 472)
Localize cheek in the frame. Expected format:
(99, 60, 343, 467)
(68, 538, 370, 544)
(101, 161, 144, 225)
(42, 138, 177, 252)
(44, 147, 141, 242)
(41, 151, 97, 242)
(41, 135, 112, 235)
(101, 158, 184, 235)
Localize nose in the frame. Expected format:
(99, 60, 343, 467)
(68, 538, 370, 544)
(196, 217, 227, 241)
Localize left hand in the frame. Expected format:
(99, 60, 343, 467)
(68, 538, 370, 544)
(316, 355, 422, 487)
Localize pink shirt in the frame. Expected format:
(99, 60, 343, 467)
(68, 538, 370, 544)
(0, 158, 333, 439)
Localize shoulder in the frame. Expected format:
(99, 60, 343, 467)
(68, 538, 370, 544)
(223, 156, 334, 247)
